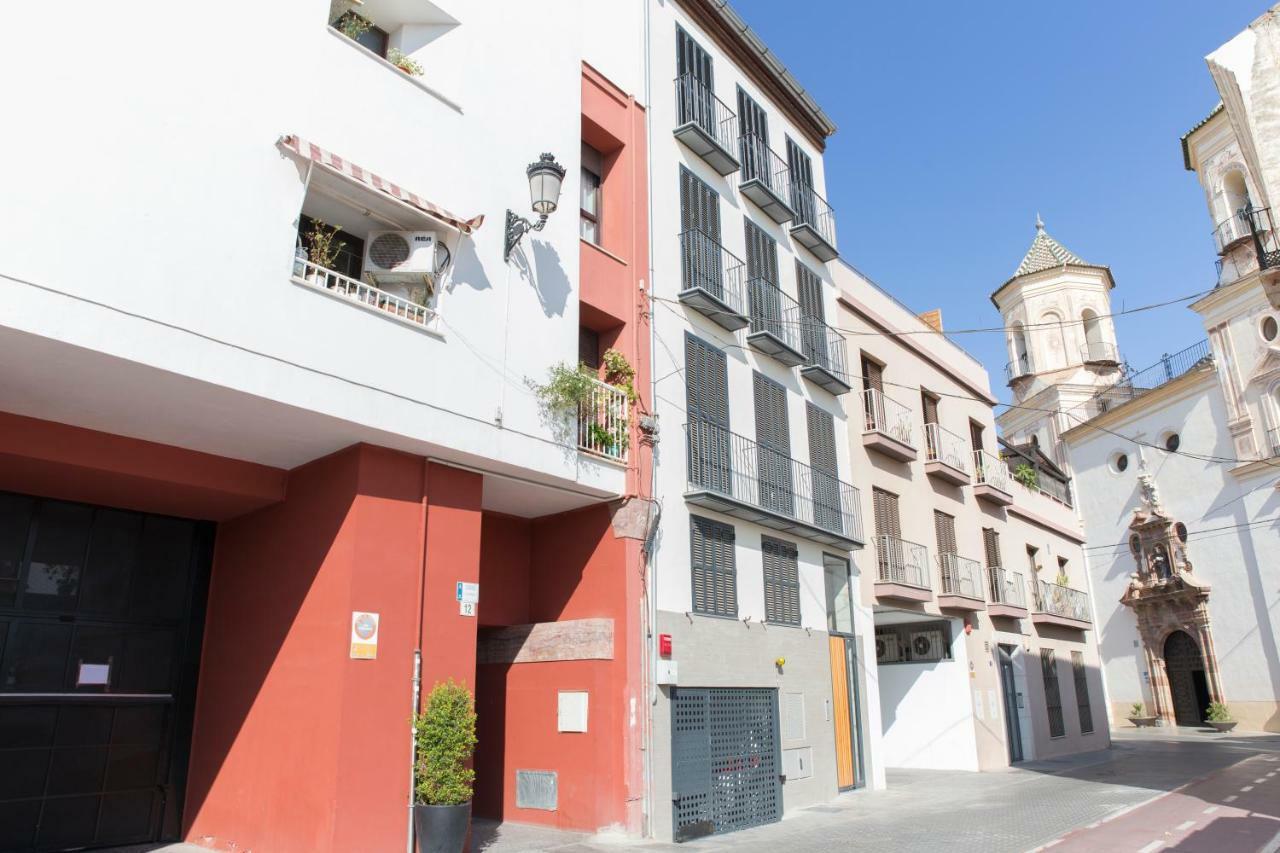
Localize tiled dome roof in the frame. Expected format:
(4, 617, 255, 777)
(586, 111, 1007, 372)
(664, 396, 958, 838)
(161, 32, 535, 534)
(1013, 215, 1089, 278)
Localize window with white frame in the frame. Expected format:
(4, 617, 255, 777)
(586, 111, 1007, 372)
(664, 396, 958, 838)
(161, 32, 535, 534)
(580, 143, 603, 245)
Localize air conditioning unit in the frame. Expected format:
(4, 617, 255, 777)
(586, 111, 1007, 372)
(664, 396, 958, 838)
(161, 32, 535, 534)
(875, 632, 900, 664)
(363, 230, 438, 295)
(907, 629, 945, 661)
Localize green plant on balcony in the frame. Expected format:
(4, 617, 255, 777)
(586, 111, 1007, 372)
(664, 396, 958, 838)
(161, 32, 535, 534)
(602, 348, 637, 403)
(304, 221, 345, 277)
(1013, 463, 1039, 489)
(330, 1, 373, 40)
(532, 362, 597, 415)
(388, 48, 424, 76)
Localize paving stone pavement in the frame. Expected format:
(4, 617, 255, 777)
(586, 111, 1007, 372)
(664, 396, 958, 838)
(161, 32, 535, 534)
(470, 728, 1280, 853)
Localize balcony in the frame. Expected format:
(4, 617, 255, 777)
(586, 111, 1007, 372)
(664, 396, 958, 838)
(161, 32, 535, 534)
(1268, 426, 1280, 458)
(1242, 206, 1280, 271)
(292, 258, 436, 331)
(924, 423, 971, 486)
(861, 388, 917, 462)
(972, 449, 1013, 507)
(987, 567, 1027, 618)
(1032, 580, 1092, 630)
(873, 535, 932, 603)
(577, 378, 629, 464)
(678, 229, 750, 331)
(673, 74, 740, 176)
(746, 279, 806, 366)
(684, 419, 863, 550)
(738, 134, 796, 224)
(1087, 339, 1212, 416)
(788, 183, 838, 262)
(1081, 341, 1120, 367)
(937, 554, 985, 611)
(1005, 354, 1032, 385)
(798, 318, 852, 395)
(1213, 209, 1254, 254)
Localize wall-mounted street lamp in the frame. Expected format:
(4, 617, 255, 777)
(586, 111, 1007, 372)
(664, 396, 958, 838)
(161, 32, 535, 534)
(504, 152, 566, 263)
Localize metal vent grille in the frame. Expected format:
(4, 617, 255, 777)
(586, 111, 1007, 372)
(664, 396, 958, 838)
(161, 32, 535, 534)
(515, 770, 557, 811)
(368, 232, 410, 269)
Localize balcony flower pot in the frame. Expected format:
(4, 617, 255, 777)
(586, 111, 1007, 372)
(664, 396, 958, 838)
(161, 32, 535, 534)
(1207, 720, 1237, 733)
(414, 802, 470, 853)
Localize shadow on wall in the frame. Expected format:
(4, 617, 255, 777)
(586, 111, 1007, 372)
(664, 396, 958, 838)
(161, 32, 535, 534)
(445, 235, 492, 294)
(511, 239, 571, 318)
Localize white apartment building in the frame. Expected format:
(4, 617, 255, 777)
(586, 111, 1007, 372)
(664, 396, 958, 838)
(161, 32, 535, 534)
(1058, 4, 1280, 734)
(838, 262, 1109, 773)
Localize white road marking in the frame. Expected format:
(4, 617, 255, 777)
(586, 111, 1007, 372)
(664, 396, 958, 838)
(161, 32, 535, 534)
(1269, 772, 1278, 778)
(1257, 778, 1269, 784)
(1137, 841, 1165, 853)
(1175, 821, 1196, 831)
(1242, 786, 1255, 792)
(1203, 806, 1219, 815)
(1225, 795, 1239, 802)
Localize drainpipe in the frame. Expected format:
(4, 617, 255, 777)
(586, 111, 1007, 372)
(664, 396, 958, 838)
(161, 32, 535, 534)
(408, 459, 431, 853)
(641, 0, 659, 837)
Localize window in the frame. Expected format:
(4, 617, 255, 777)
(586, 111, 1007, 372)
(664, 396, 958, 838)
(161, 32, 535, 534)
(685, 334, 731, 493)
(1164, 432, 1181, 452)
(690, 515, 736, 617)
(795, 262, 827, 364)
(333, 9, 390, 57)
(1071, 651, 1094, 734)
(1056, 556, 1069, 583)
(807, 403, 842, 531)
(753, 372, 793, 515)
(933, 511, 956, 557)
(921, 390, 939, 426)
(1026, 545, 1039, 575)
(786, 137, 816, 223)
(737, 87, 769, 184)
(580, 144, 603, 245)
(1041, 649, 1066, 738)
(872, 488, 902, 582)
(1113, 452, 1129, 473)
(969, 421, 985, 454)
(679, 166, 722, 294)
(762, 536, 800, 626)
(744, 220, 781, 334)
(297, 214, 365, 280)
(578, 327, 600, 370)
(1263, 315, 1278, 342)
(675, 26, 715, 130)
(982, 528, 1002, 600)
(861, 355, 885, 428)
(921, 390, 940, 457)
(824, 554, 854, 635)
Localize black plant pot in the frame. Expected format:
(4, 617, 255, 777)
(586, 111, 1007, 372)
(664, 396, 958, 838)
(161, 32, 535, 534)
(414, 802, 471, 853)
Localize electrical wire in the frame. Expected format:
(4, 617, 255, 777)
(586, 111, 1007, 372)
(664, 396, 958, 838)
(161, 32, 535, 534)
(1081, 517, 1279, 552)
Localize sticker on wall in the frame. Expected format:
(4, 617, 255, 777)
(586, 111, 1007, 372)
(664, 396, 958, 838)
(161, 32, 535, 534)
(350, 611, 380, 659)
(77, 662, 111, 686)
(456, 582, 479, 604)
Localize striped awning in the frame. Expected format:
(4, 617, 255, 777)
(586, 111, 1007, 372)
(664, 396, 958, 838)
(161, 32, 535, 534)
(279, 134, 484, 234)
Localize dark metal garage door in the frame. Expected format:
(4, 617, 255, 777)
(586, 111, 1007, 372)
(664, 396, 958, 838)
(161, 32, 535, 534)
(0, 492, 212, 852)
(671, 687, 782, 842)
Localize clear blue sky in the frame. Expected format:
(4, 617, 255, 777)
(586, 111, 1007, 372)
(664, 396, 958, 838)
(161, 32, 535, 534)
(729, 0, 1267, 401)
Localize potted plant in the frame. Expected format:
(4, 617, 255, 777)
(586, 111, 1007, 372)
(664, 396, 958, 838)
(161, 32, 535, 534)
(388, 48, 424, 77)
(1205, 702, 1237, 733)
(413, 680, 477, 853)
(303, 220, 345, 286)
(1127, 702, 1158, 728)
(1013, 463, 1039, 490)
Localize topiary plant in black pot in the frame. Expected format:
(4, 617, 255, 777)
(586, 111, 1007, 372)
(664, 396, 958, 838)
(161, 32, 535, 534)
(413, 680, 477, 853)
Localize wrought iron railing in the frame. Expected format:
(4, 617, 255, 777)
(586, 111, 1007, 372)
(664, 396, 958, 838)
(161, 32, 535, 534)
(578, 378, 629, 463)
(988, 567, 1026, 608)
(799, 314, 850, 384)
(1242, 205, 1280, 271)
(1268, 426, 1280, 458)
(1089, 340, 1212, 414)
(973, 449, 1011, 493)
(939, 553, 983, 599)
(789, 181, 837, 249)
(1080, 341, 1119, 363)
(925, 422, 970, 474)
(1005, 354, 1032, 382)
(292, 258, 434, 328)
(862, 388, 915, 447)
(874, 535, 930, 589)
(739, 134, 791, 199)
(1213, 210, 1253, 253)
(747, 277, 805, 354)
(684, 418, 862, 541)
(680, 229, 747, 316)
(674, 73, 738, 155)
(1035, 580, 1091, 623)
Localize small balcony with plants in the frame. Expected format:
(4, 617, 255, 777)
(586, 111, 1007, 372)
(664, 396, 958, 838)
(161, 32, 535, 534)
(788, 182, 838, 262)
(328, 1, 445, 84)
(972, 449, 1013, 507)
(683, 418, 863, 549)
(677, 229, 749, 331)
(746, 279, 807, 367)
(673, 74, 740, 176)
(798, 317, 852, 395)
(873, 535, 932, 603)
(986, 567, 1027, 618)
(924, 423, 972, 486)
(533, 351, 635, 466)
(1032, 578, 1092, 630)
(738, 135, 796, 224)
(937, 553, 985, 612)
(861, 388, 917, 462)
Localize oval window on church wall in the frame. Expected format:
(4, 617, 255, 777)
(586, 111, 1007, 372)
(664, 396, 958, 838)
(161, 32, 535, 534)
(1175, 522, 1188, 543)
(1262, 315, 1278, 342)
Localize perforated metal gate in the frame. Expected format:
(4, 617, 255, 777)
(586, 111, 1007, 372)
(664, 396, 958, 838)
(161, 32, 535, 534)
(671, 687, 782, 842)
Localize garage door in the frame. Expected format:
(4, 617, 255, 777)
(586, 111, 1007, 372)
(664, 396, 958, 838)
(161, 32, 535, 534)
(671, 687, 782, 842)
(0, 492, 212, 852)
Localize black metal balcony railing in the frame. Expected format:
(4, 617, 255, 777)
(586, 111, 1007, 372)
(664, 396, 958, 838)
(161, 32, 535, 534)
(747, 277, 805, 363)
(789, 181, 837, 260)
(740, 134, 789, 194)
(1242, 205, 1280, 271)
(1005, 354, 1032, 383)
(673, 74, 740, 174)
(685, 418, 862, 542)
(798, 314, 851, 391)
(1088, 339, 1212, 415)
(1080, 341, 1119, 364)
(1035, 580, 1091, 623)
(1213, 209, 1254, 253)
(679, 229, 748, 326)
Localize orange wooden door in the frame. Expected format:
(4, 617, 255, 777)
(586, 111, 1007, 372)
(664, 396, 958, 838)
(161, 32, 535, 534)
(829, 635, 856, 789)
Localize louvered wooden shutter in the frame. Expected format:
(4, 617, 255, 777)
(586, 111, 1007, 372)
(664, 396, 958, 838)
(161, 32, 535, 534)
(753, 372, 793, 515)
(982, 528, 1001, 568)
(808, 403, 842, 532)
(933, 511, 956, 556)
(737, 87, 769, 183)
(745, 221, 780, 337)
(861, 357, 883, 393)
(690, 515, 737, 617)
(921, 392, 939, 425)
(796, 262, 827, 365)
(786, 137, 816, 223)
(762, 536, 800, 626)
(970, 421, 985, 453)
(676, 26, 712, 87)
(680, 167, 721, 297)
(685, 334, 731, 494)
(872, 487, 900, 581)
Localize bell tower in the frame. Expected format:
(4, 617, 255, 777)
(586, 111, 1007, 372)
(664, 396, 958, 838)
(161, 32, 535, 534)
(992, 217, 1125, 467)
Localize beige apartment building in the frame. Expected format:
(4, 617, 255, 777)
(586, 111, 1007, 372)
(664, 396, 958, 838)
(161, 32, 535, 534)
(834, 259, 1110, 770)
